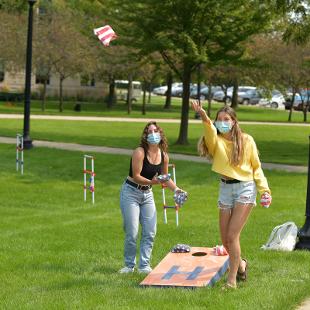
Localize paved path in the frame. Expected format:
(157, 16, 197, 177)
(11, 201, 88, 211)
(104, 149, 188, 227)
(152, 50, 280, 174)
(297, 299, 310, 310)
(0, 113, 310, 126)
(0, 136, 307, 173)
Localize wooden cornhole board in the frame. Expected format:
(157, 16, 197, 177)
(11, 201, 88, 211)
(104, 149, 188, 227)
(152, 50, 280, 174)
(140, 247, 229, 288)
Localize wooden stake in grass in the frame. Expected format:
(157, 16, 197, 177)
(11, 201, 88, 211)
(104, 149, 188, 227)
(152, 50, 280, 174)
(16, 134, 24, 175)
(162, 163, 180, 226)
(83, 155, 95, 204)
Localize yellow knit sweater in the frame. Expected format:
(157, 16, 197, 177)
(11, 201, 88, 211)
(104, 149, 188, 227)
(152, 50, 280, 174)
(203, 121, 270, 194)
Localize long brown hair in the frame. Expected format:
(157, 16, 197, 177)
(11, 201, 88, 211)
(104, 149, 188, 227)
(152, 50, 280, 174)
(197, 136, 211, 159)
(215, 106, 244, 166)
(140, 121, 168, 154)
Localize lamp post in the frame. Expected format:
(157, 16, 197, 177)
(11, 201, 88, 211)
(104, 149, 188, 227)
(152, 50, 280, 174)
(295, 135, 310, 250)
(23, 0, 36, 149)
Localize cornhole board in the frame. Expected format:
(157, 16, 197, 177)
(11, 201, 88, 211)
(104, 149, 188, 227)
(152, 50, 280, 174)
(140, 247, 229, 288)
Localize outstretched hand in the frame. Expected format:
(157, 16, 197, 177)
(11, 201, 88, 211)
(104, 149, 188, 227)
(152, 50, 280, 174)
(191, 100, 208, 121)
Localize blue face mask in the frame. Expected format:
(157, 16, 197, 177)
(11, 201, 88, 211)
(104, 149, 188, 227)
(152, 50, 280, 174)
(147, 132, 161, 144)
(214, 121, 232, 134)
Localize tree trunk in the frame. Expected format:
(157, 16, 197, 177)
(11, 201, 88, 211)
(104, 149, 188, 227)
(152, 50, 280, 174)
(164, 71, 172, 109)
(59, 75, 64, 112)
(194, 64, 201, 119)
(303, 90, 309, 122)
(288, 91, 296, 122)
(176, 62, 191, 145)
(107, 76, 116, 108)
(148, 83, 152, 103)
(142, 79, 147, 115)
(41, 79, 47, 112)
(207, 81, 212, 117)
(127, 74, 133, 114)
(231, 79, 239, 109)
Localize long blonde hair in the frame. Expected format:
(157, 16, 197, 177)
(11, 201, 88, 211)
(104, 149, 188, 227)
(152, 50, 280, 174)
(197, 136, 211, 159)
(198, 106, 244, 166)
(215, 106, 244, 166)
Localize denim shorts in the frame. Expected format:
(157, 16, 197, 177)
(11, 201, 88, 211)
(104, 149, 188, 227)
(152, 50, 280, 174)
(218, 180, 257, 210)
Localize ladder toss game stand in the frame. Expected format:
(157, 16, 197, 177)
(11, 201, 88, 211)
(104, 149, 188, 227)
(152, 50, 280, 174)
(16, 134, 24, 175)
(162, 163, 180, 226)
(83, 155, 95, 204)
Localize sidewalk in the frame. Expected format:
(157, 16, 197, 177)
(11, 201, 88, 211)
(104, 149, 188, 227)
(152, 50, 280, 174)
(297, 298, 310, 310)
(0, 136, 307, 173)
(0, 113, 309, 126)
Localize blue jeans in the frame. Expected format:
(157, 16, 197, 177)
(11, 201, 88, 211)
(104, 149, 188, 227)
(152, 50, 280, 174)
(120, 181, 157, 269)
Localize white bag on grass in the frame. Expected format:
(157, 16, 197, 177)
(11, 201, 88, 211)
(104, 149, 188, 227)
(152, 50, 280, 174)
(261, 221, 298, 251)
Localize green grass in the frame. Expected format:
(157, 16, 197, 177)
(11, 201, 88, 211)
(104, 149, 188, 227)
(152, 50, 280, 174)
(0, 144, 309, 309)
(0, 97, 309, 123)
(0, 119, 308, 165)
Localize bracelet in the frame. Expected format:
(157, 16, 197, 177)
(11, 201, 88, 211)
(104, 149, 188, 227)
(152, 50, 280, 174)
(174, 187, 180, 193)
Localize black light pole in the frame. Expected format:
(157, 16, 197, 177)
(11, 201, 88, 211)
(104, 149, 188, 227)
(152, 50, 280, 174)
(23, 0, 36, 149)
(295, 135, 310, 250)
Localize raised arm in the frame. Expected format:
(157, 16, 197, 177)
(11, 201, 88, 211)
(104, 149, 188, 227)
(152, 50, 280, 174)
(191, 100, 218, 156)
(191, 100, 211, 124)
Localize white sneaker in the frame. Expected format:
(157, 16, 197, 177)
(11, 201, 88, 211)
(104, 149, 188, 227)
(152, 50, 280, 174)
(138, 266, 152, 274)
(118, 266, 134, 274)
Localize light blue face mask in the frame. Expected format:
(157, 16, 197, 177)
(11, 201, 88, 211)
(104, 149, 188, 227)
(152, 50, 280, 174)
(147, 132, 161, 144)
(214, 121, 232, 134)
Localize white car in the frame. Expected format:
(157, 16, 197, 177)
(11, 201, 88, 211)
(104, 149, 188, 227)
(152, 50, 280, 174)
(152, 82, 183, 96)
(258, 90, 286, 109)
(152, 86, 168, 95)
(213, 86, 256, 103)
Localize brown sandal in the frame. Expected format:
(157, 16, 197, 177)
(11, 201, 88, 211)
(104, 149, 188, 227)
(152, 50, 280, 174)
(237, 258, 248, 281)
(221, 282, 237, 290)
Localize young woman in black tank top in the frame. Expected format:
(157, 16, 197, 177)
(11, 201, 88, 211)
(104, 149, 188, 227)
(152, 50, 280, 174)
(119, 121, 185, 274)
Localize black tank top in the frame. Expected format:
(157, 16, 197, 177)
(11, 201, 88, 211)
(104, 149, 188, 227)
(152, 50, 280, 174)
(129, 149, 164, 180)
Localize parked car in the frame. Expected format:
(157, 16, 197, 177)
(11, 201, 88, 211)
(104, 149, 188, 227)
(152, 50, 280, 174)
(213, 86, 256, 103)
(171, 84, 183, 97)
(284, 92, 310, 111)
(172, 83, 199, 97)
(294, 91, 310, 111)
(190, 86, 222, 100)
(115, 80, 142, 102)
(238, 88, 263, 105)
(152, 86, 168, 96)
(152, 82, 183, 96)
(258, 90, 286, 109)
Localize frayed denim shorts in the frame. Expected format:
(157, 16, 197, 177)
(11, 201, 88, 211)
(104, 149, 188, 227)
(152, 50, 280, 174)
(218, 180, 257, 210)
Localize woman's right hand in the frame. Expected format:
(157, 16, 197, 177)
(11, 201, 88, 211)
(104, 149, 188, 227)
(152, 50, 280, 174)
(150, 173, 161, 185)
(191, 100, 208, 122)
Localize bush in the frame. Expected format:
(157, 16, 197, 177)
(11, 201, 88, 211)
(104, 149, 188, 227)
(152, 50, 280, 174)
(74, 103, 81, 111)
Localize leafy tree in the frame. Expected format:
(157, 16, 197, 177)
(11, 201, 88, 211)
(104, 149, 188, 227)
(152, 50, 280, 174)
(0, 11, 27, 71)
(0, 0, 27, 12)
(249, 34, 310, 122)
(108, 0, 282, 144)
(36, 10, 96, 112)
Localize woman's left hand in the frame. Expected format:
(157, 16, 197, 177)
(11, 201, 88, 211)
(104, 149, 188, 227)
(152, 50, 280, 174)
(260, 192, 272, 208)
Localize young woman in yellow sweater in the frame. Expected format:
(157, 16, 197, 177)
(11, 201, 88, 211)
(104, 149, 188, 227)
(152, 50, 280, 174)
(191, 101, 272, 289)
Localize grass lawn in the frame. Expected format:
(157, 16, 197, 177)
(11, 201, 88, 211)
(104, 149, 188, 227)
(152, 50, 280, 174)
(0, 97, 309, 123)
(0, 119, 308, 166)
(0, 144, 309, 309)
